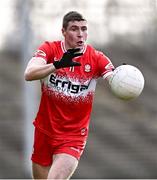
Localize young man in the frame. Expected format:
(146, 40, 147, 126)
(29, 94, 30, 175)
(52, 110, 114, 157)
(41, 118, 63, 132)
(24, 11, 114, 179)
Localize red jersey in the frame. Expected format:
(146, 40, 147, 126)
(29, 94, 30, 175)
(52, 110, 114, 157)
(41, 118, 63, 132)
(33, 41, 114, 140)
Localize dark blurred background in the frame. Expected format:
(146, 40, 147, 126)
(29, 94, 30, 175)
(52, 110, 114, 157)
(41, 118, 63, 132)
(0, 0, 157, 179)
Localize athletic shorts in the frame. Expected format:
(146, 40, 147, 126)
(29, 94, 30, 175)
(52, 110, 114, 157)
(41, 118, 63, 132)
(31, 128, 87, 166)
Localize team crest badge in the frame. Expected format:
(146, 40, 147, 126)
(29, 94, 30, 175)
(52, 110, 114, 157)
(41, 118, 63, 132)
(84, 64, 91, 72)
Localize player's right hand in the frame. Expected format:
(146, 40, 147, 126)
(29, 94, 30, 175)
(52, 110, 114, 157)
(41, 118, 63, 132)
(53, 48, 82, 69)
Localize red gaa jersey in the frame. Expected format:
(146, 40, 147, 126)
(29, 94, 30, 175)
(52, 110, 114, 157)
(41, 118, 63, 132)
(33, 41, 114, 140)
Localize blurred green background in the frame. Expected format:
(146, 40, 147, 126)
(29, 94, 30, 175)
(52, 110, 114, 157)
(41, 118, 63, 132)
(0, 0, 157, 178)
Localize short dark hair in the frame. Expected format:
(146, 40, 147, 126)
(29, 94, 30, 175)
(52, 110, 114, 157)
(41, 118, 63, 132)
(62, 11, 86, 29)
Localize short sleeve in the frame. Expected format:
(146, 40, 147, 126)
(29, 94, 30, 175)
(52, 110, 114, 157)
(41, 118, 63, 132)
(97, 51, 114, 79)
(33, 41, 52, 63)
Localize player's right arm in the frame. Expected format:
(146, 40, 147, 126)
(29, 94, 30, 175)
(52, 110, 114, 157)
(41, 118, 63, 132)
(24, 57, 55, 81)
(24, 42, 56, 81)
(24, 42, 82, 81)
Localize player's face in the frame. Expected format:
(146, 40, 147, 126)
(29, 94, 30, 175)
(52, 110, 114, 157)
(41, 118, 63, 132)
(62, 20, 88, 50)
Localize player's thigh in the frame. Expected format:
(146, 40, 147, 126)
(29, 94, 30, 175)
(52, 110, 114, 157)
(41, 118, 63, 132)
(31, 128, 53, 179)
(32, 162, 51, 179)
(48, 153, 78, 179)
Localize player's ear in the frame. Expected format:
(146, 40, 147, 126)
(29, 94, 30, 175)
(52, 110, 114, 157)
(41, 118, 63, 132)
(62, 28, 66, 37)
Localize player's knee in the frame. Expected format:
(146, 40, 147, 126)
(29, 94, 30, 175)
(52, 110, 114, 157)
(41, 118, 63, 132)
(48, 154, 78, 179)
(63, 159, 78, 176)
(58, 165, 76, 179)
(58, 165, 78, 179)
(53, 161, 78, 179)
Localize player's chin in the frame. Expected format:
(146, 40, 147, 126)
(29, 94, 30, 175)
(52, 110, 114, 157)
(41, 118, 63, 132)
(76, 43, 85, 50)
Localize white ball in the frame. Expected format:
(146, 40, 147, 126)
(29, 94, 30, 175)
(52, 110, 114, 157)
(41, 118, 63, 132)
(110, 64, 145, 100)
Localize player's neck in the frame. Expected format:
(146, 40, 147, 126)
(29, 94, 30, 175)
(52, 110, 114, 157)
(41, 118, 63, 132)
(63, 41, 84, 52)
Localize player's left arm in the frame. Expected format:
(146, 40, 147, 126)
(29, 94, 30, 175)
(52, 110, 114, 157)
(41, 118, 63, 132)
(97, 51, 115, 84)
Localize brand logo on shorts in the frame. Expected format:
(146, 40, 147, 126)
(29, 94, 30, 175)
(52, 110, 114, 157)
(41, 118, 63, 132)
(70, 147, 80, 153)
